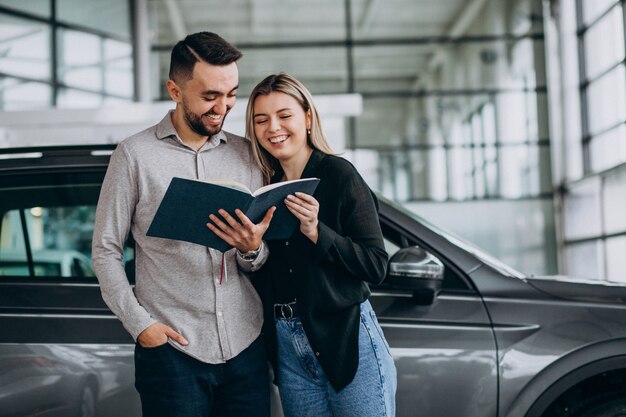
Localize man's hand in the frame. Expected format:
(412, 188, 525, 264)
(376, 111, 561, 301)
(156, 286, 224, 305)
(285, 192, 319, 243)
(207, 207, 276, 252)
(137, 322, 188, 348)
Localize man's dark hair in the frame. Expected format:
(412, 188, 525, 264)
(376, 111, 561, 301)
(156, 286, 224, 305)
(169, 32, 242, 83)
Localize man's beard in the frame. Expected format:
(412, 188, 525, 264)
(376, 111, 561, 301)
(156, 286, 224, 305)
(182, 99, 226, 137)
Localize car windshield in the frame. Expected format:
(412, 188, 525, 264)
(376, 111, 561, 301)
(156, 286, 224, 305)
(379, 195, 526, 279)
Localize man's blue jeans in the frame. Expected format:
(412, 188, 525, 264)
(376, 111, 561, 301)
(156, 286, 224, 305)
(134, 336, 270, 417)
(275, 300, 397, 417)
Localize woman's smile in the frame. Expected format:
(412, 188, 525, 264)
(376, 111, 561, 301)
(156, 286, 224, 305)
(269, 134, 289, 144)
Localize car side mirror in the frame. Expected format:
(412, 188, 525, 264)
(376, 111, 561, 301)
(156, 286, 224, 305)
(387, 246, 444, 305)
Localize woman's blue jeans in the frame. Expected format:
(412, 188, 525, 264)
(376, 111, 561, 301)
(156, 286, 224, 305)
(275, 300, 397, 417)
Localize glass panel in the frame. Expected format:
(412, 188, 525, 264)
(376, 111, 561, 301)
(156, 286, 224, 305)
(564, 240, 605, 280)
(0, 0, 50, 17)
(482, 103, 497, 145)
(582, 0, 621, 26)
(103, 38, 134, 98)
(606, 236, 626, 282)
(563, 177, 603, 240)
(0, 210, 28, 276)
(152, 51, 170, 100)
(498, 144, 548, 198)
(57, 0, 131, 39)
(150, 0, 345, 44)
(427, 148, 447, 201)
(603, 166, 626, 234)
(0, 14, 50, 80)
(584, 5, 625, 81)
(0, 180, 135, 279)
(448, 147, 472, 200)
(589, 124, 626, 173)
(359, 149, 437, 201)
(496, 91, 543, 143)
(0, 206, 96, 278)
(587, 64, 626, 135)
(58, 29, 103, 92)
(0, 78, 51, 110)
(471, 113, 486, 198)
(485, 158, 498, 196)
(27, 206, 96, 277)
(235, 47, 347, 96)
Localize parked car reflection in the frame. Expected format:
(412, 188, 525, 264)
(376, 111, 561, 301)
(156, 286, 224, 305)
(0, 344, 137, 417)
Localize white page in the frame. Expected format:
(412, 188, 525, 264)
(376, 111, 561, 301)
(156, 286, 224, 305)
(251, 178, 319, 197)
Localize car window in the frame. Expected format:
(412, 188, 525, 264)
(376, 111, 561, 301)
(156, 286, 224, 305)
(0, 176, 134, 280)
(0, 206, 96, 278)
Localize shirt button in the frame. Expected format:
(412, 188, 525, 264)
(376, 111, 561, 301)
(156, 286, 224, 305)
(289, 269, 293, 273)
(217, 311, 222, 316)
(315, 352, 320, 356)
(285, 241, 289, 246)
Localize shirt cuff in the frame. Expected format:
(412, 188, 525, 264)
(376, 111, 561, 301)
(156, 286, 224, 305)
(236, 241, 269, 272)
(126, 313, 158, 342)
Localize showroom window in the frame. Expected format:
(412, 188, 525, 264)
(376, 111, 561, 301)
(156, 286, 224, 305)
(561, 0, 626, 282)
(580, 0, 626, 173)
(0, 0, 134, 110)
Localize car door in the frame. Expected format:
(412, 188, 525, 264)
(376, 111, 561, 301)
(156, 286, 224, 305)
(369, 214, 499, 417)
(0, 169, 140, 417)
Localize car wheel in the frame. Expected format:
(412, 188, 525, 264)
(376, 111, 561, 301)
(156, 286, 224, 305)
(574, 397, 626, 417)
(79, 385, 97, 417)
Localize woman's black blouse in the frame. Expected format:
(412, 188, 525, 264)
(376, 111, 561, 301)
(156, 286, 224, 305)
(252, 149, 388, 392)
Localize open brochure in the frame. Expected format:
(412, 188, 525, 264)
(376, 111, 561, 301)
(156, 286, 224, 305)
(146, 177, 320, 252)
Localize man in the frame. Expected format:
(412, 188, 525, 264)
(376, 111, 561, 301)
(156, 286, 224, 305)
(92, 32, 273, 417)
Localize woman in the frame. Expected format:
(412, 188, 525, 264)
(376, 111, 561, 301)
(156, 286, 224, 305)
(246, 73, 397, 417)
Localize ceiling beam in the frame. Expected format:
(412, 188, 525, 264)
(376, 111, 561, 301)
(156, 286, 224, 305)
(358, 0, 382, 33)
(427, 0, 488, 73)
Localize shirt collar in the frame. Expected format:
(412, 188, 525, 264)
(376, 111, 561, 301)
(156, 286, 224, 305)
(155, 110, 228, 146)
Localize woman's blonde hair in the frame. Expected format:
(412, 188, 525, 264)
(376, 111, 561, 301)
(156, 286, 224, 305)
(245, 72, 334, 184)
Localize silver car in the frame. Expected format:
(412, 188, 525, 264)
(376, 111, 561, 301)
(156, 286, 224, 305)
(1, 146, 625, 417)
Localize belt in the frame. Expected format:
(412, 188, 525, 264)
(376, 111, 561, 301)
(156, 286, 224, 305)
(274, 301, 298, 320)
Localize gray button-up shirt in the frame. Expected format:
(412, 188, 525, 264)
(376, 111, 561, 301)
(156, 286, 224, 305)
(92, 111, 268, 363)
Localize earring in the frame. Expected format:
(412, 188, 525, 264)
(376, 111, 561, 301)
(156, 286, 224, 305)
(307, 129, 311, 135)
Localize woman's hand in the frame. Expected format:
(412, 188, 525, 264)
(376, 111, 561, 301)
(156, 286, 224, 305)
(285, 192, 319, 243)
(207, 207, 275, 252)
